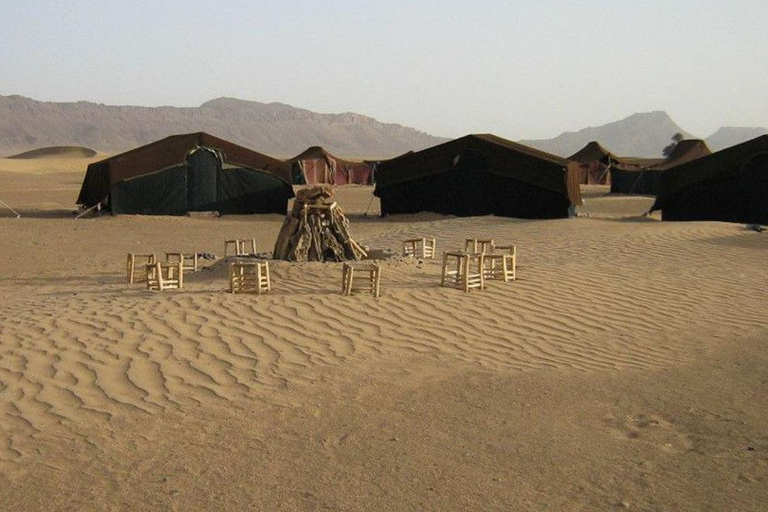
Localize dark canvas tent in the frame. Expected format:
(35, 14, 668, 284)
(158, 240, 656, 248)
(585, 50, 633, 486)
(610, 140, 711, 195)
(651, 135, 768, 223)
(374, 134, 582, 219)
(567, 141, 617, 185)
(286, 146, 372, 185)
(77, 132, 294, 215)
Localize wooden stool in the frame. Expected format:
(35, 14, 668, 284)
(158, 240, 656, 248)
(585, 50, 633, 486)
(483, 253, 516, 282)
(166, 252, 198, 273)
(493, 245, 516, 281)
(441, 251, 485, 292)
(229, 261, 271, 294)
(146, 261, 183, 291)
(341, 263, 381, 297)
(225, 238, 257, 256)
(464, 238, 495, 254)
(403, 237, 436, 259)
(127, 253, 156, 284)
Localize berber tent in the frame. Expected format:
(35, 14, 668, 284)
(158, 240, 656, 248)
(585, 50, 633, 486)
(374, 134, 582, 219)
(76, 132, 294, 215)
(651, 135, 768, 223)
(567, 141, 618, 185)
(286, 146, 372, 185)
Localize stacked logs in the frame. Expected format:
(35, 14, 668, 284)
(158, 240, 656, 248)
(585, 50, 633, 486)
(273, 185, 367, 262)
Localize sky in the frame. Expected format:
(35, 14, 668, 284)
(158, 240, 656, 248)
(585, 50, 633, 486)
(1, 0, 766, 140)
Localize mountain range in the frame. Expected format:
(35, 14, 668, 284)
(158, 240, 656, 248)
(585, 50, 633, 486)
(0, 95, 447, 159)
(521, 111, 768, 157)
(0, 95, 765, 159)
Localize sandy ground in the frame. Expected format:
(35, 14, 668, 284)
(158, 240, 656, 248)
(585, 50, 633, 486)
(0, 156, 767, 511)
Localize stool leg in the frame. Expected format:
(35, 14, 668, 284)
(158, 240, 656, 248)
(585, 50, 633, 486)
(501, 255, 509, 283)
(440, 253, 448, 287)
(462, 256, 470, 292)
(479, 254, 485, 289)
(374, 268, 381, 297)
(342, 265, 350, 295)
(127, 253, 135, 284)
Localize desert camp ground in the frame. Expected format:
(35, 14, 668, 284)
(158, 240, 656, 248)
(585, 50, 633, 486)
(0, 139, 768, 511)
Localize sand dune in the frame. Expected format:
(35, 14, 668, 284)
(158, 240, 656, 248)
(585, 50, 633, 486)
(7, 146, 98, 160)
(0, 170, 767, 510)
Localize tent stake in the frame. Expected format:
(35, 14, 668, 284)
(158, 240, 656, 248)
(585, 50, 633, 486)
(75, 202, 101, 220)
(0, 197, 21, 218)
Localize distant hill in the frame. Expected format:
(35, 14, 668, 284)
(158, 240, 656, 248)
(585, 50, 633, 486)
(0, 95, 448, 159)
(8, 146, 98, 159)
(705, 127, 768, 152)
(521, 111, 693, 158)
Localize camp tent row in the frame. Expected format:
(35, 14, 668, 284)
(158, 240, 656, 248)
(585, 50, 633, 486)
(651, 134, 768, 224)
(76, 134, 382, 215)
(77, 133, 295, 215)
(567, 139, 712, 195)
(77, 132, 582, 219)
(374, 134, 582, 219)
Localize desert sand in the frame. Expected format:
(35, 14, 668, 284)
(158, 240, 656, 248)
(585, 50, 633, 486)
(0, 154, 767, 511)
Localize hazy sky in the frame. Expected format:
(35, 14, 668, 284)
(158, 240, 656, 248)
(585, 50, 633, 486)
(1, 0, 766, 140)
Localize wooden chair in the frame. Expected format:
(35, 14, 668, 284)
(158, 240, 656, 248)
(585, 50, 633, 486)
(341, 263, 381, 297)
(166, 252, 198, 273)
(225, 238, 257, 257)
(127, 253, 156, 284)
(229, 261, 271, 294)
(146, 261, 183, 291)
(441, 252, 485, 292)
(403, 237, 436, 259)
(464, 238, 495, 254)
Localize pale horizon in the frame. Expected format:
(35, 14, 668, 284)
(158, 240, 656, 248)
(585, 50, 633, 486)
(1, 0, 766, 141)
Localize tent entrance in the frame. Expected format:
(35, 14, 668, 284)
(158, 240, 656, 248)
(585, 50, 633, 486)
(186, 148, 220, 211)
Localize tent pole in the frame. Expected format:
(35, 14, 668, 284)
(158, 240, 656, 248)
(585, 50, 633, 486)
(628, 169, 645, 194)
(597, 163, 611, 185)
(0, 197, 21, 218)
(363, 193, 376, 217)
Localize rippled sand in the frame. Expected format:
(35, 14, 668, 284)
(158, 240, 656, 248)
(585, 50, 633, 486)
(1, 160, 767, 511)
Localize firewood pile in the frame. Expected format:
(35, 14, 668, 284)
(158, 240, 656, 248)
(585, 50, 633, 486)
(272, 185, 367, 262)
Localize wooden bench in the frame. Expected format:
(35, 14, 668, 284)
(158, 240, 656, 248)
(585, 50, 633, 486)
(341, 263, 381, 297)
(441, 251, 485, 292)
(146, 261, 183, 291)
(403, 237, 436, 259)
(127, 253, 156, 284)
(229, 261, 271, 294)
(225, 238, 257, 257)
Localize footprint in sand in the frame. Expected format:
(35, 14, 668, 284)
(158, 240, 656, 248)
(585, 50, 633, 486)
(605, 413, 695, 454)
